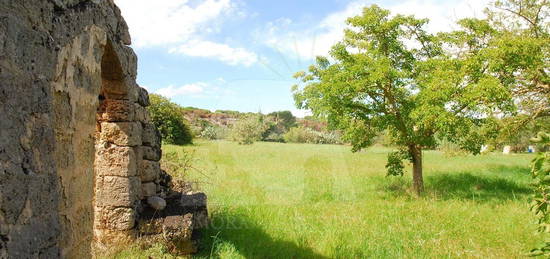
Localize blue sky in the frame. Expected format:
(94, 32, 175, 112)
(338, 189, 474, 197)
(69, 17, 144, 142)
(114, 0, 487, 117)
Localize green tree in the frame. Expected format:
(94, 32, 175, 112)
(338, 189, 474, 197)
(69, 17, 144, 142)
(487, 0, 549, 120)
(267, 111, 297, 130)
(443, 0, 549, 133)
(437, 0, 548, 152)
(230, 114, 268, 145)
(293, 5, 511, 195)
(262, 111, 297, 141)
(147, 94, 193, 145)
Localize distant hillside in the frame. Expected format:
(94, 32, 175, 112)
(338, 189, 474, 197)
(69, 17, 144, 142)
(180, 107, 257, 127)
(181, 107, 328, 131)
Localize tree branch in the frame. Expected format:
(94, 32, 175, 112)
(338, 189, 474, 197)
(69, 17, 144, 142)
(382, 83, 410, 142)
(496, 6, 540, 36)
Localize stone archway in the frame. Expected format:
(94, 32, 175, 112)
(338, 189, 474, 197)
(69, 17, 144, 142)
(93, 39, 174, 252)
(51, 29, 172, 255)
(48, 24, 208, 257)
(93, 40, 142, 249)
(51, 26, 110, 258)
(1, 2, 208, 258)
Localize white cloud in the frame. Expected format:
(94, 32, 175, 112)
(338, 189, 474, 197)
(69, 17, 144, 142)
(388, 0, 489, 32)
(153, 78, 234, 99)
(114, 0, 232, 47)
(262, 0, 489, 60)
(114, 0, 258, 66)
(156, 82, 207, 98)
(169, 40, 258, 67)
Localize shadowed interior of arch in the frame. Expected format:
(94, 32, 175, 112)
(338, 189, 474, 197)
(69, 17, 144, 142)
(100, 41, 126, 100)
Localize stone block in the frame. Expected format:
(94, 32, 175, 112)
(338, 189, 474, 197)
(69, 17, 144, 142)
(134, 146, 144, 164)
(125, 79, 140, 103)
(137, 217, 163, 235)
(102, 79, 127, 99)
(94, 206, 136, 230)
(98, 99, 134, 122)
(134, 103, 151, 123)
(120, 31, 131, 46)
(142, 123, 160, 148)
(163, 214, 197, 255)
(95, 176, 140, 207)
(100, 122, 142, 146)
(152, 192, 209, 220)
(142, 146, 161, 161)
(181, 192, 208, 209)
(141, 182, 157, 198)
(95, 144, 137, 177)
(137, 87, 150, 107)
(147, 196, 167, 211)
(140, 160, 160, 182)
(193, 209, 209, 229)
(93, 228, 135, 249)
(163, 214, 193, 240)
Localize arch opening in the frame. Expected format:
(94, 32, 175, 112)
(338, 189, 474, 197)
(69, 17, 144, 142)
(93, 41, 139, 250)
(100, 41, 126, 98)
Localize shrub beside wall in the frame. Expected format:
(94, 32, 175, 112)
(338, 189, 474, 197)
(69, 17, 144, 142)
(148, 94, 193, 145)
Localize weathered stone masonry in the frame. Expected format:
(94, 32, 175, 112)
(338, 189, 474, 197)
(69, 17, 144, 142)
(93, 43, 162, 248)
(0, 1, 207, 258)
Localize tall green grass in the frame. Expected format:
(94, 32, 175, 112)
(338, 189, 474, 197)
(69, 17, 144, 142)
(118, 141, 541, 258)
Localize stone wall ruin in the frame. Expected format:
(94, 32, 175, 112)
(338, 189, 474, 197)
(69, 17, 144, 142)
(0, 0, 207, 258)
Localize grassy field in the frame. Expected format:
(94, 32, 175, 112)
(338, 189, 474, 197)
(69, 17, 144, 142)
(118, 140, 541, 258)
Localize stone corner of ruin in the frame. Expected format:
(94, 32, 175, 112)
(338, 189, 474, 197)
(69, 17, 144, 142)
(0, 0, 208, 258)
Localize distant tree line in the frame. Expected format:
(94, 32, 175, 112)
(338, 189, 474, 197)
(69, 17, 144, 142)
(194, 109, 344, 145)
(146, 95, 345, 146)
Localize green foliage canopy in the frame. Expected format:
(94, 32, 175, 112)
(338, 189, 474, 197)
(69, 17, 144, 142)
(486, 0, 549, 120)
(267, 111, 297, 130)
(293, 5, 512, 194)
(147, 94, 193, 145)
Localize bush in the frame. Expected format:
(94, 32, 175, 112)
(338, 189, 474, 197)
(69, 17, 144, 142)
(263, 132, 285, 142)
(283, 127, 342, 144)
(147, 94, 193, 145)
(192, 119, 215, 136)
(283, 127, 313, 143)
(229, 115, 268, 145)
(200, 125, 228, 140)
(315, 131, 343, 145)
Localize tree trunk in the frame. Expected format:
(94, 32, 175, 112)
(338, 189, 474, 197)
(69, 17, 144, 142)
(410, 145, 424, 196)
